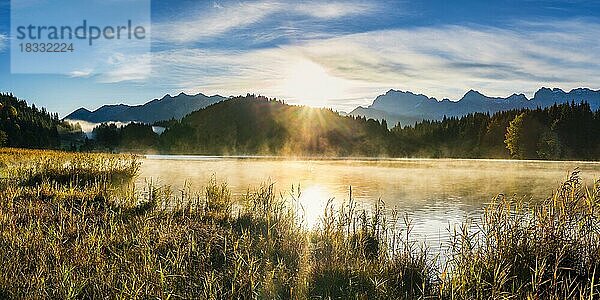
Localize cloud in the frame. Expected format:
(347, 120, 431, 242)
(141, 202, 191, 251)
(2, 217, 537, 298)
(108, 20, 600, 111)
(99, 53, 152, 83)
(292, 1, 375, 19)
(69, 69, 94, 78)
(0, 34, 7, 52)
(154, 0, 377, 43)
(289, 21, 600, 102)
(155, 1, 279, 43)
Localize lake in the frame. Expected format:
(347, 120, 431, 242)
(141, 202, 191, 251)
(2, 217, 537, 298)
(138, 156, 600, 252)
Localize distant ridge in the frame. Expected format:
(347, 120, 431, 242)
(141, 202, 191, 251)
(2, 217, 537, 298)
(66, 87, 600, 128)
(350, 87, 600, 128)
(65, 92, 226, 124)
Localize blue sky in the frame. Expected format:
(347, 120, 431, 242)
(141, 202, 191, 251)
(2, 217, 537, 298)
(0, 0, 599, 116)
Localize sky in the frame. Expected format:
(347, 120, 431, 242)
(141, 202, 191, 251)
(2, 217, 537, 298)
(0, 0, 599, 116)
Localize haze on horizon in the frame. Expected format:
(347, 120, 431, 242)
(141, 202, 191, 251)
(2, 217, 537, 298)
(0, 0, 599, 116)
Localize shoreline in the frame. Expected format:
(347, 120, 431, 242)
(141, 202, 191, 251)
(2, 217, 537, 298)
(143, 154, 600, 165)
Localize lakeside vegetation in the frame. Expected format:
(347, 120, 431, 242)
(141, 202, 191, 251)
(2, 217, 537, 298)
(1, 148, 599, 299)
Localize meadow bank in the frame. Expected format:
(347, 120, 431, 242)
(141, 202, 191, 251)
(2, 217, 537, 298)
(0, 148, 599, 299)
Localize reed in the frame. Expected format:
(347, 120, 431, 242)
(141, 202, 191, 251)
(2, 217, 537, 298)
(0, 148, 140, 187)
(0, 148, 598, 299)
(442, 171, 600, 299)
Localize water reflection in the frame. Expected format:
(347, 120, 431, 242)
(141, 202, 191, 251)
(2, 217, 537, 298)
(297, 185, 330, 228)
(138, 156, 600, 252)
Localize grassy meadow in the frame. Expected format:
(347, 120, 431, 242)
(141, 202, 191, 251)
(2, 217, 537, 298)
(0, 148, 599, 299)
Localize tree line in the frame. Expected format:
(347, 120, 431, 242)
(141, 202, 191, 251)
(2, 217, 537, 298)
(0, 93, 63, 149)
(392, 101, 599, 160)
(1, 93, 598, 160)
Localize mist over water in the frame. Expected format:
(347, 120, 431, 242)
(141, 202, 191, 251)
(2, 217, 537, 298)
(138, 156, 600, 252)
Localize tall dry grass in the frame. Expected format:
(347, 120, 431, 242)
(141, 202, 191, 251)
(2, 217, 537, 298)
(0, 148, 598, 299)
(442, 170, 600, 299)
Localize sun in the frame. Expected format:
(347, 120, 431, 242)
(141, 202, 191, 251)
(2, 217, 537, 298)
(280, 58, 350, 107)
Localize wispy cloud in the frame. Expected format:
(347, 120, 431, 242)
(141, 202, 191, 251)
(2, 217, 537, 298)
(100, 53, 152, 83)
(291, 1, 375, 19)
(0, 33, 7, 52)
(154, 0, 378, 43)
(69, 69, 94, 78)
(289, 20, 600, 102)
(106, 20, 600, 111)
(155, 1, 278, 43)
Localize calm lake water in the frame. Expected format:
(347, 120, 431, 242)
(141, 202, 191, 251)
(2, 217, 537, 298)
(139, 156, 600, 251)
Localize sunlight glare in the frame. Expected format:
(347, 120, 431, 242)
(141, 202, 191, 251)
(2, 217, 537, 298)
(280, 59, 349, 107)
(297, 185, 330, 228)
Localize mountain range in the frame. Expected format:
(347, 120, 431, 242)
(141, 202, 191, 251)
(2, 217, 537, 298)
(350, 87, 600, 128)
(65, 92, 226, 124)
(65, 87, 600, 128)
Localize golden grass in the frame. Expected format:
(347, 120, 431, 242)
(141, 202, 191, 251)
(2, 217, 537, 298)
(0, 148, 598, 299)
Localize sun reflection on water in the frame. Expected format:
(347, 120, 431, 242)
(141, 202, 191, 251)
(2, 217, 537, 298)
(297, 185, 330, 229)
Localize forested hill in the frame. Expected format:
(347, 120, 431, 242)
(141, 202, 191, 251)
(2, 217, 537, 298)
(158, 95, 392, 156)
(0, 93, 63, 148)
(392, 101, 600, 160)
